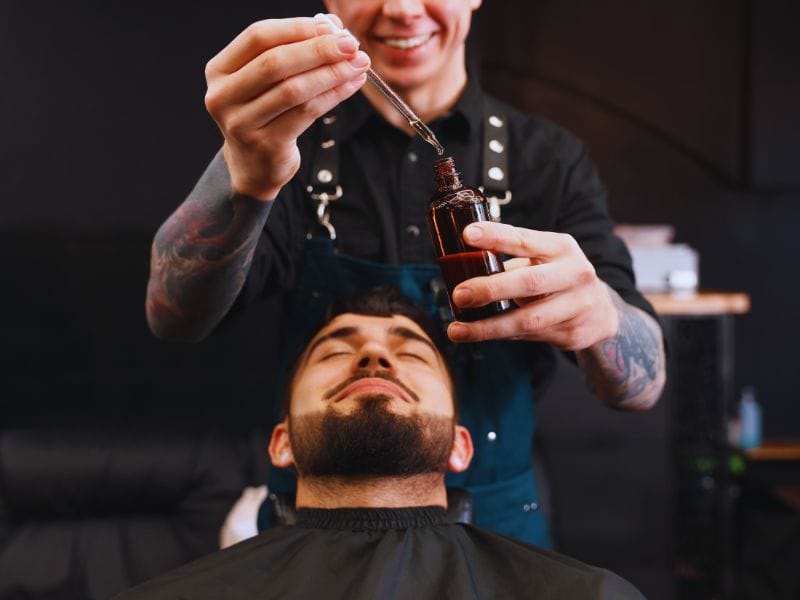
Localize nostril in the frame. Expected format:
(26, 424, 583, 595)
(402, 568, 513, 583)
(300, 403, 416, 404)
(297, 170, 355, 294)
(378, 357, 390, 368)
(358, 357, 370, 368)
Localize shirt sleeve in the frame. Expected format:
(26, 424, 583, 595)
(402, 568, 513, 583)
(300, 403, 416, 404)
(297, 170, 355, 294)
(229, 175, 309, 311)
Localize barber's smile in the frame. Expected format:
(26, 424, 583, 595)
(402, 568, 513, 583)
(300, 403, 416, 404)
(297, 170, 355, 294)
(375, 32, 437, 51)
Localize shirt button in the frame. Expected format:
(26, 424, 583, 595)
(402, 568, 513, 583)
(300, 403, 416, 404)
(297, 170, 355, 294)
(405, 225, 421, 237)
(487, 431, 497, 442)
(408, 152, 418, 163)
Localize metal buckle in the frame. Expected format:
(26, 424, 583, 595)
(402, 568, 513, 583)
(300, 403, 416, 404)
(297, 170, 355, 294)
(307, 185, 343, 203)
(307, 185, 343, 240)
(479, 188, 512, 222)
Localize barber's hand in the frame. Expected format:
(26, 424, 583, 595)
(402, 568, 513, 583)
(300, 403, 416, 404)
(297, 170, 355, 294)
(204, 16, 370, 201)
(447, 222, 620, 351)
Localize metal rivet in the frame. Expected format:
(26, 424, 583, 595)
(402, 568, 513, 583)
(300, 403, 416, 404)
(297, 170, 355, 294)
(523, 504, 531, 512)
(487, 431, 497, 442)
(321, 139, 336, 149)
(489, 115, 503, 127)
(322, 115, 337, 125)
(530, 502, 538, 511)
(317, 169, 333, 183)
(408, 152, 418, 163)
(488, 167, 504, 181)
(489, 139, 504, 153)
(405, 224, 420, 237)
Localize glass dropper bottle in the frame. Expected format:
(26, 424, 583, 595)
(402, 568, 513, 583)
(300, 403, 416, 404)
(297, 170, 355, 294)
(427, 157, 513, 322)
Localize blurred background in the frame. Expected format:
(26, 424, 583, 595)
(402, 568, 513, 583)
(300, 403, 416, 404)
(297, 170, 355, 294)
(1, 1, 798, 598)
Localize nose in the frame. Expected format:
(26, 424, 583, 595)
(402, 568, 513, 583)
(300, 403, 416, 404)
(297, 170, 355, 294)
(352, 341, 396, 373)
(382, 0, 425, 20)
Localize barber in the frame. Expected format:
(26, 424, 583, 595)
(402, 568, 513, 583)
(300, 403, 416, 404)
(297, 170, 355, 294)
(145, 1, 666, 547)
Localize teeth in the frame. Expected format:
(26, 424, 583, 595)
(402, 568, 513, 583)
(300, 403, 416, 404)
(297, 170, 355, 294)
(383, 33, 432, 50)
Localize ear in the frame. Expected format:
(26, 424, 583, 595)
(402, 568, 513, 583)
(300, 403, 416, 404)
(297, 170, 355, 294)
(447, 425, 474, 473)
(268, 420, 295, 469)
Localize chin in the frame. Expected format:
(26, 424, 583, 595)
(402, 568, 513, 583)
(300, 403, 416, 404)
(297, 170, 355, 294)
(370, 55, 442, 90)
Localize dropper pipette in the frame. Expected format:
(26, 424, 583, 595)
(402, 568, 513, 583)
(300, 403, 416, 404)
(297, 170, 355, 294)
(314, 13, 445, 156)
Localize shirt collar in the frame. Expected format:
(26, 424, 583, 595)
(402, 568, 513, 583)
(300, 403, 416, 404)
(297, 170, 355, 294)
(296, 506, 448, 530)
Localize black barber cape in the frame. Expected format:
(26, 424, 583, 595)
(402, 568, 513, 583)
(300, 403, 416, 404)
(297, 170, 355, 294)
(116, 507, 644, 599)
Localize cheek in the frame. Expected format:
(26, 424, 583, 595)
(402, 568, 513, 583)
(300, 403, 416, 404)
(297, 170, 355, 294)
(408, 370, 455, 416)
(289, 366, 337, 413)
(334, 4, 377, 35)
(427, 0, 471, 28)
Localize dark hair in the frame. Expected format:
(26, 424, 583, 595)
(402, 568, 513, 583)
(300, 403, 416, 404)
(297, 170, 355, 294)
(279, 285, 454, 418)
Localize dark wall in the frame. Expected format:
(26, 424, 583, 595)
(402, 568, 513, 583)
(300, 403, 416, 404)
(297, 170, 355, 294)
(477, 0, 800, 437)
(0, 2, 323, 425)
(2, 1, 797, 431)
(2, 1, 797, 596)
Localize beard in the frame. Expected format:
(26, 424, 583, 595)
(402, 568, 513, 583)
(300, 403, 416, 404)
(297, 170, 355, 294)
(289, 395, 454, 478)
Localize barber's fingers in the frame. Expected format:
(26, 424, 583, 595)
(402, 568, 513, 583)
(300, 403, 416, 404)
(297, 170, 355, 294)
(453, 259, 595, 308)
(448, 291, 591, 347)
(502, 257, 535, 271)
(209, 34, 366, 111)
(462, 221, 580, 261)
(264, 73, 368, 142)
(207, 18, 326, 76)
(218, 56, 368, 140)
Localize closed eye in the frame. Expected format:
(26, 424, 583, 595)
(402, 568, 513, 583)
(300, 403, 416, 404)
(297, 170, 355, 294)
(397, 352, 429, 364)
(319, 351, 352, 362)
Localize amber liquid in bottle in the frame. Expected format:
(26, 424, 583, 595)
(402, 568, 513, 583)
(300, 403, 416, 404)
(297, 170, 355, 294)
(426, 157, 513, 322)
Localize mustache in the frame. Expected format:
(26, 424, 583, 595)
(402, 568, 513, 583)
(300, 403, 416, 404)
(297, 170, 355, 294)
(323, 370, 420, 403)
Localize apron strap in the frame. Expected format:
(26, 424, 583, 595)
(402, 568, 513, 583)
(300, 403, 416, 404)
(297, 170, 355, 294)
(307, 113, 342, 239)
(481, 97, 512, 222)
(307, 97, 513, 237)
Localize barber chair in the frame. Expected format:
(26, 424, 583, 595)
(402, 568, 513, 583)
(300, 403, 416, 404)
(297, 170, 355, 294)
(0, 427, 265, 600)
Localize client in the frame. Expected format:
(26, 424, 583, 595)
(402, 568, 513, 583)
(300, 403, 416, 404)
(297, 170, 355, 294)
(116, 286, 643, 599)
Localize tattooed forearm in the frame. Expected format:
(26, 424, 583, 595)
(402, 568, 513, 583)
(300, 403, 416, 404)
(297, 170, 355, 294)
(145, 152, 273, 342)
(577, 290, 666, 410)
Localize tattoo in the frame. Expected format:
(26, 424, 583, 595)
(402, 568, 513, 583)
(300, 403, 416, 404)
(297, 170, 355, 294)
(579, 291, 665, 410)
(146, 152, 272, 341)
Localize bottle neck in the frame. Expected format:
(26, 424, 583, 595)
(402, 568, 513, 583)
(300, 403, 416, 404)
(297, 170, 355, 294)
(437, 173, 462, 193)
(434, 157, 462, 193)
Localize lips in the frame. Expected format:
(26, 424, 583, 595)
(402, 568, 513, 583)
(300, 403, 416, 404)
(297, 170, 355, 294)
(376, 32, 436, 50)
(375, 31, 437, 50)
(334, 378, 412, 404)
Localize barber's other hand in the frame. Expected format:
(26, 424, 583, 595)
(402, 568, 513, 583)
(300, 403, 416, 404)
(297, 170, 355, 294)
(446, 222, 619, 351)
(204, 16, 370, 201)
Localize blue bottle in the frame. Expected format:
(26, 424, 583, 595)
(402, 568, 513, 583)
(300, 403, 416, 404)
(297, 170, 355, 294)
(739, 386, 762, 450)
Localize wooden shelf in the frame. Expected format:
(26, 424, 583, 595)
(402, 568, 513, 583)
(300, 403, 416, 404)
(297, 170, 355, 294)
(744, 440, 800, 462)
(644, 291, 751, 316)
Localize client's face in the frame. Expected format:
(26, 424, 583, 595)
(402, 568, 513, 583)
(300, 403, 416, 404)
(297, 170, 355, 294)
(286, 313, 456, 477)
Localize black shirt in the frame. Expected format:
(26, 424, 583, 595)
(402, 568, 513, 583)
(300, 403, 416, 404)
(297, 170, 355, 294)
(228, 76, 653, 321)
(114, 506, 645, 599)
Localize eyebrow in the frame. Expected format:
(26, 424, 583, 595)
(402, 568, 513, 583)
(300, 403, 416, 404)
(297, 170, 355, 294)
(303, 323, 437, 363)
(388, 326, 437, 353)
(304, 326, 358, 363)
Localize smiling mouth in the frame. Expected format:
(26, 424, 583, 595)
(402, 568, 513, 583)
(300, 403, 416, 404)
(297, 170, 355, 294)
(379, 33, 435, 50)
